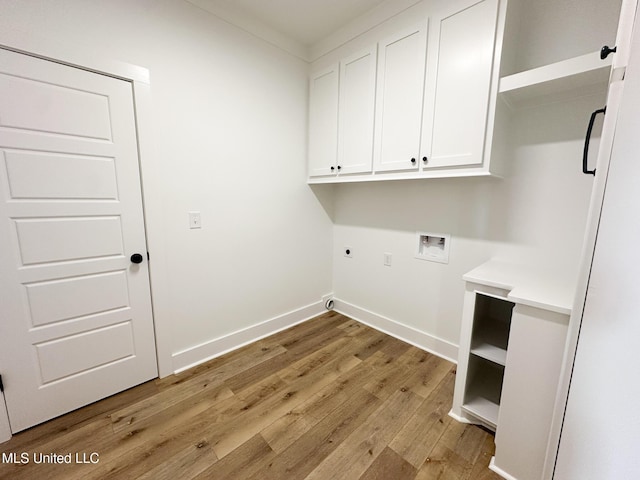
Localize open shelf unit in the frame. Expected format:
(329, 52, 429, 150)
(499, 51, 612, 108)
(460, 292, 515, 428)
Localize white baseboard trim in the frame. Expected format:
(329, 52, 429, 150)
(333, 299, 458, 363)
(171, 300, 326, 374)
(489, 457, 518, 480)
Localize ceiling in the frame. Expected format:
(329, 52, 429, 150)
(187, 0, 424, 61)
(190, 0, 391, 47)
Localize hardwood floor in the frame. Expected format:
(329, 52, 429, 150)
(0, 312, 501, 480)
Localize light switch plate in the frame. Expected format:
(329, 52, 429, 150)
(189, 211, 201, 229)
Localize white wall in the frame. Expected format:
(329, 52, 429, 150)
(503, 0, 622, 73)
(0, 0, 621, 378)
(332, 94, 602, 353)
(0, 0, 334, 374)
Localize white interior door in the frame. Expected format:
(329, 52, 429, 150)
(0, 48, 157, 433)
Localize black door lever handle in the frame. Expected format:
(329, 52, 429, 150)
(601, 45, 617, 60)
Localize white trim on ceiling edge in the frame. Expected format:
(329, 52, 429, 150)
(185, 0, 423, 63)
(185, 0, 310, 61)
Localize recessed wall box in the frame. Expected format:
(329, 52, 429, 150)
(415, 232, 450, 264)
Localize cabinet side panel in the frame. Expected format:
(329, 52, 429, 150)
(494, 304, 568, 480)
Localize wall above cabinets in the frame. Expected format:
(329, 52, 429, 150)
(307, 0, 508, 184)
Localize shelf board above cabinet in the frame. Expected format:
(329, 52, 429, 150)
(499, 51, 612, 108)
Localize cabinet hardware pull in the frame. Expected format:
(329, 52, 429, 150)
(330, 166, 335, 171)
(410, 158, 416, 164)
(422, 156, 428, 163)
(337, 165, 342, 170)
(583, 107, 606, 176)
(600, 45, 617, 60)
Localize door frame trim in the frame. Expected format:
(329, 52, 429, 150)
(0, 35, 174, 441)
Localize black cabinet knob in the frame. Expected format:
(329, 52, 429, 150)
(410, 158, 416, 164)
(422, 156, 428, 163)
(337, 165, 342, 170)
(601, 45, 617, 60)
(130, 253, 144, 264)
(330, 166, 335, 171)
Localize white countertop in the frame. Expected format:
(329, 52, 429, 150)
(463, 260, 576, 315)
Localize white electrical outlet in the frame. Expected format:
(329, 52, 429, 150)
(344, 246, 353, 258)
(189, 211, 201, 229)
(384, 253, 392, 266)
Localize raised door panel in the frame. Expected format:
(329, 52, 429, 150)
(338, 46, 377, 175)
(373, 24, 427, 173)
(308, 64, 339, 177)
(422, 0, 499, 169)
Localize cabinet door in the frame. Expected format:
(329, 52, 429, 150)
(338, 46, 377, 175)
(308, 64, 339, 177)
(373, 24, 427, 173)
(421, 0, 499, 169)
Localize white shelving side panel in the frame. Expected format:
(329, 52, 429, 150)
(499, 51, 612, 108)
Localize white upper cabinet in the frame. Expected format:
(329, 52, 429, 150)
(338, 46, 377, 175)
(421, 0, 500, 170)
(306, 0, 507, 183)
(308, 64, 339, 177)
(373, 24, 428, 173)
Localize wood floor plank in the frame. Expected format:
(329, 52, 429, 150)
(0, 313, 499, 480)
(467, 434, 503, 480)
(1, 380, 158, 452)
(111, 382, 235, 434)
(389, 369, 456, 468)
(192, 434, 276, 480)
(377, 336, 413, 360)
(65, 395, 245, 480)
(136, 440, 217, 480)
(144, 343, 286, 401)
(402, 352, 455, 399)
(0, 417, 115, 480)
(358, 446, 417, 480)
(223, 324, 349, 394)
(304, 388, 425, 480)
(246, 388, 381, 480)
(210, 351, 362, 459)
(415, 445, 470, 480)
(260, 350, 380, 453)
(350, 329, 390, 360)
